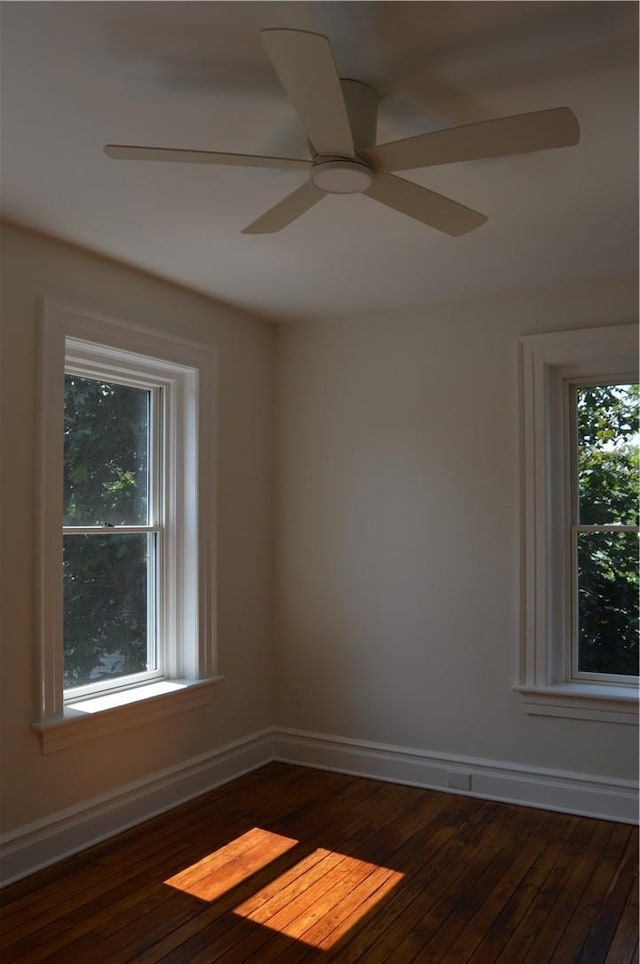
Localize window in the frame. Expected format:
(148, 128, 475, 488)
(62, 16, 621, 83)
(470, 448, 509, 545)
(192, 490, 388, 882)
(571, 383, 638, 682)
(35, 299, 220, 752)
(516, 323, 639, 724)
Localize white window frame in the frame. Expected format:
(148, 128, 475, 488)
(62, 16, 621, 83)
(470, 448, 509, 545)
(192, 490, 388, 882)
(515, 323, 639, 725)
(34, 299, 221, 752)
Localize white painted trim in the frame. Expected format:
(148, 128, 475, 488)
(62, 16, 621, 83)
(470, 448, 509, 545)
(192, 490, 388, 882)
(35, 297, 218, 734)
(514, 684, 639, 725)
(272, 728, 639, 825)
(2, 725, 637, 886)
(517, 323, 639, 722)
(33, 676, 225, 754)
(0, 729, 274, 887)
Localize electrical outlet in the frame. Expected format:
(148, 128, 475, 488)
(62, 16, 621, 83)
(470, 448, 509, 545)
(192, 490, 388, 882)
(447, 770, 472, 791)
(290, 682, 302, 704)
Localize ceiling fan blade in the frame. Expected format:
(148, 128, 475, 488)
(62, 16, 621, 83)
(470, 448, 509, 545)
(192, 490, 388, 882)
(363, 107, 579, 172)
(242, 182, 324, 234)
(103, 145, 311, 171)
(261, 29, 355, 158)
(365, 174, 487, 236)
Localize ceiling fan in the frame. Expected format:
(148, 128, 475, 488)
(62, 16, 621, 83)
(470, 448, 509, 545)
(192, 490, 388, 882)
(104, 28, 580, 236)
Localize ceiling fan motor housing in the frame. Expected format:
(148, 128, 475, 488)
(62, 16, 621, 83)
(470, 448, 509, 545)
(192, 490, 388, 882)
(311, 157, 374, 193)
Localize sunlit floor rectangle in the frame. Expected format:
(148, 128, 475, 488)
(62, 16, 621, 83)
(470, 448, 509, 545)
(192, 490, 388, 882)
(164, 827, 298, 902)
(233, 847, 404, 949)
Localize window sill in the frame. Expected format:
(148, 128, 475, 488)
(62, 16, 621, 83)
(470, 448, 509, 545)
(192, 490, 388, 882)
(514, 683, 639, 725)
(32, 677, 225, 754)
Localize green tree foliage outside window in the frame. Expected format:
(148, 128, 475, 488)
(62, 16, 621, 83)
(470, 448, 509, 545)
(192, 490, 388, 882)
(576, 383, 639, 677)
(63, 375, 153, 688)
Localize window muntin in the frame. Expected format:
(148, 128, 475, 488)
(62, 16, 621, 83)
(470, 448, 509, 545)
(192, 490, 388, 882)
(62, 372, 164, 699)
(570, 381, 639, 684)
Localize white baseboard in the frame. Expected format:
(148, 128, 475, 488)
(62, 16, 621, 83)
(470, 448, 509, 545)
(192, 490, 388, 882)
(272, 728, 639, 825)
(3, 726, 637, 887)
(0, 729, 274, 887)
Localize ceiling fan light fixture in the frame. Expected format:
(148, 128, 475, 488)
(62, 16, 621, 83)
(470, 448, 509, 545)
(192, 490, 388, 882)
(103, 29, 580, 234)
(311, 158, 374, 194)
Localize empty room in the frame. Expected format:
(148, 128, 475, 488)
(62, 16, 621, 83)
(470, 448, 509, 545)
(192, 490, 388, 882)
(0, 2, 638, 961)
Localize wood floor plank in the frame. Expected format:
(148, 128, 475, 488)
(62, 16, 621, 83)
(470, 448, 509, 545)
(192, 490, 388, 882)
(325, 802, 509, 962)
(519, 823, 619, 962)
(491, 817, 609, 962)
(145, 780, 425, 963)
(0, 763, 274, 915)
(424, 832, 544, 962)
(275, 864, 401, 961)
(375, 834, 517, 962)
(1, 763, 349, 961)
(92, 778, 412, 963)
(0, 762, 295, 938)
(557, 830, 639, 964)
(466, 813, 576, 963)
(164, 826, 300, 902)
(605, 872, 639, 964)
(0, 764, 636, 964)
(81, 770, 375, 964)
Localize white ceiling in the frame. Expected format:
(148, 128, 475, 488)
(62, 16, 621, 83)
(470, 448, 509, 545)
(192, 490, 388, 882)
(1, 1, 637, 322)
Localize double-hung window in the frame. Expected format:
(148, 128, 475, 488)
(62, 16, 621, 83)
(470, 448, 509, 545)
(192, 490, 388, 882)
(571, 381, 638, 683)
(35, 300, 219, 752)
(517, 323, 639, 724)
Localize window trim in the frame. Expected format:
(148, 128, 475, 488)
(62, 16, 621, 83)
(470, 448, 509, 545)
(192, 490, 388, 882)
(515, 323, 639, 725)
(35, 298, 221, 750)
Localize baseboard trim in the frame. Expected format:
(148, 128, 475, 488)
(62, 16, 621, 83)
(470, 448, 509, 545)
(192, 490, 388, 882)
(0, 729, 274, 887)
(272, 728, 639, 825)
(3, 725, 637, 886)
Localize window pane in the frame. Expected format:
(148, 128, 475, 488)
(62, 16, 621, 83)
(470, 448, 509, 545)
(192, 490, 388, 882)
(577, 530, 639, 676)
(63, 533, 155, 689)
(577, 384, 639, 526)
(64, 375, 150, 526)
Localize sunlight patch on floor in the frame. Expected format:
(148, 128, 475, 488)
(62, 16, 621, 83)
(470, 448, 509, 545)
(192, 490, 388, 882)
(164, 827, 299, 902)
(232, 847, 404, 949)
(165, 827, 404, 949)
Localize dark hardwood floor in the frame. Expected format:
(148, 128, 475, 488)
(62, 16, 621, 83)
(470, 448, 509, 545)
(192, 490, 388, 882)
(1, 763, 637, 962)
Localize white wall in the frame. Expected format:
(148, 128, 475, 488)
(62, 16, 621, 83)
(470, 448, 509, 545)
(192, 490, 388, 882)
(0, 222, 274, 832)
(273, 277, 639, 781)
(1, 220, 637, 864)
